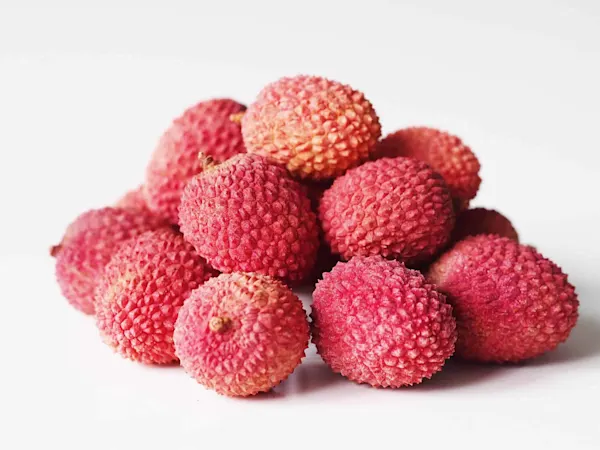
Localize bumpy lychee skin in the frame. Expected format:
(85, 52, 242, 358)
(145, 98, 246, 223)
(174, 273, 310, 396)
(427, 235, 579, 362)
(312, 256, 457, 387)
(319, 157, 455, 265)
(374, 127, 481, 209)
(452, 207, 518, 243)
(116, 185, 150, 212)
(53, 208, 167, 314)
(179, 154, 319, 282)
(95, 228, 217, 364)
(242, 75, 381, 180)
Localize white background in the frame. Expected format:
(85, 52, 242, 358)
(1, 1, 599, 449)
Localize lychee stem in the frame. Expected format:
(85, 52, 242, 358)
(50, 244, 62, 257)
(229, 112, 245, 124)
(198, 153, 217, 171)
(209, 317, 232, 333)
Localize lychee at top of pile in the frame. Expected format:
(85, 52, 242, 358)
(51, 74, 579, 397)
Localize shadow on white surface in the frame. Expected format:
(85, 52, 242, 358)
(289, 360, 346, 394)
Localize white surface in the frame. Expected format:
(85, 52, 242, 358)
(1, 1, 599, 449)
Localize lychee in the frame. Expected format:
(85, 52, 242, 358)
(116, 185, 150, 212)
(319, 157, 455, 265)
(53, 207, 167, 314)
(427, 235, 578, 362)
(374, 127, 481, 209)
(145, 98, 246, 223)
(174, 272, 310, 396)
(312, 256, 457, 387)
(452, 207, 518, 243)
(95, 228, 217, 364)
(242, 75, 381, 180)
(179, 153, 319, 282)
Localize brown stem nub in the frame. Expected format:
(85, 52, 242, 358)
(209, 317, 232, 333)
(50, 244, 62, 258)
(229, 112, 245, 125)
(198, 152, 218, 171)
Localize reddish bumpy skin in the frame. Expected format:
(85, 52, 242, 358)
(428, 235, 579, 362)
(319, 157, 455, 265)
(374, 127, 481, 209)
(145, 98, 246, 223)
(53, 208, 167, 314)
(96, 228, 217, 364)
(452, 207, 518, 243)
(312, 256, 457, 387)
(242, 75, 381, 180)
(179, 154, 319, 282)
(174, 273, 310, 396)
(116, 185, 150, 212)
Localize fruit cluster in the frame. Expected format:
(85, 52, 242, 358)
(52, 75, 579, 396)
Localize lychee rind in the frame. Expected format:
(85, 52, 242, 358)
(174, 273, 310, 396)
(427, 235, 578, 362)
(452, 207, 519, 243)
(145, 98, 246, 223)
(312, 256, 457, 387)
(374, 127, 481, 208)
(53, 207, 167, 314)
(116, 185, 150, 212)
(179, 154, 319, 282)
(95, 228, 217, 364)
(242, 75, 381, 180)
(319, 157, 455, 265)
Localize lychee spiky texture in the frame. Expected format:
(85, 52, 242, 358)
(452, 207, 518, 243)
(374, 127, 481, 209)
(179, 154, 319, 282)
(174, 273, 310, 396)
(319, 157, 455, 265)
(95, 228, 217, 364)
(53, 207, 167, 314)
(427, 235, 578, 362)
(145, 98, 246, 223)
(116, 185, 150, 212)
(312, 256, 457, 387)
(242, 75, 381, 180)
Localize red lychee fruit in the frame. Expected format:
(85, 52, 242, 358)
(427, 235, 579, 362)
(174, 272, 310, 396)
(373, 127, 481, 209)
(145, 98, 246, 223)
(312, 256, 457, 387)
(242, 75, 381, 180)
(179, 154, 319, 282)
(95, 228, 217, 364)
(452, 207, 519, 243)
(52, 207, 167, 314)
(115, 185, 150, 212)
(319, 157, 455, 265)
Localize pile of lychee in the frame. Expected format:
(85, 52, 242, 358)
(52, 75, 579, 396)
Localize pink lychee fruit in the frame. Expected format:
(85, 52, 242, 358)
(427, 235, 579, 362)
(95, 228, 217, 364)
(312, 256, 457, 387)
(319, 157, 455, 265)
(115, 185, 150, 212)
(52, 207, 167, 314)
(174, 272, 310, 396)
(373, 127, 481, 210)
(179, 153, 319, 283)
(145, 98, 246, 223)
(452, 207, 518, 243)
(242, 75, 381, 180)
